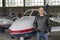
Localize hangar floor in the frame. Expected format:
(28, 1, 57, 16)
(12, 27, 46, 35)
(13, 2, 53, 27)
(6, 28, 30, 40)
(0, 30, 60, 40)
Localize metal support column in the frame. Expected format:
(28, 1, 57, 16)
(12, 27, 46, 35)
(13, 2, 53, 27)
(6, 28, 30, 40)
(45, 4, 49, 14)
(45, 0, 49, 14)
(23, 0, 25, 12)
(3, 0, 6, 15)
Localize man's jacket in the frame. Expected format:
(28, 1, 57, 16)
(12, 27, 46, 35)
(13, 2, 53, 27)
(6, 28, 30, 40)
(33, 14, 51, 33)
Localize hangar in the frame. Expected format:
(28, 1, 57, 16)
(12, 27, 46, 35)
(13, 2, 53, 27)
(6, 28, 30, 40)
(0, 0, 60, 40)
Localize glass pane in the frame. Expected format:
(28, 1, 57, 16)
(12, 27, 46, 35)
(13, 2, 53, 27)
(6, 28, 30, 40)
(32, 11, 39, 16)
(25, 0, 44, 7)
(58, 2, 60, 5)
(25, 11, 32, 16)
(0, 0, 2, 7)
(6, 0, 23, 7)
(41, 3, 44, 6)
(52, 0, 55, 1)
(48, 0, 60, 6)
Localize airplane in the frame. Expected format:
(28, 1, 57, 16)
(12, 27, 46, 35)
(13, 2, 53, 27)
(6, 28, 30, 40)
(0, 12, 22, 28)
(0, 12, 14, 26)
(0, 12, 15, 33)
(0, 12, 23, 33)
(9, 9, 60, 40)
(0, 17, 13, 27)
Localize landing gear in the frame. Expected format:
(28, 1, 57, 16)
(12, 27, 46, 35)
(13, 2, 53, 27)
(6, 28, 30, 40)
(0, 27, 5, 33)
(17, 37, 24, 40)
(11, 37, 15, 39)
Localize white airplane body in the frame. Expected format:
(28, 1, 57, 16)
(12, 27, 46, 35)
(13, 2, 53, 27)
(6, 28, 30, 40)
(9, 9, 60, 37)
(9, 16, 35, 34)
(0, 17, 13, 27)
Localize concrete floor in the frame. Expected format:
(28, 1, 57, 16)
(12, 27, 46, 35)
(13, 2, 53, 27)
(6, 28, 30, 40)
(0, 30, 60, 40)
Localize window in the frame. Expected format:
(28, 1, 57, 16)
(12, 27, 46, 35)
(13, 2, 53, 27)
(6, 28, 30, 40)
(48, 0, 60, 6)
(25, 0, 44, 7)
(25, 11, 32, 16)
(0, 0, 2, 7)
(6, 0, 23, 7)
(6, 0, 44, 7)
(32, 11, 39, 16)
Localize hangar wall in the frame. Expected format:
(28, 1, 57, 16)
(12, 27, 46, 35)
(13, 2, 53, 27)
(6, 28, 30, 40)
(0, 0, 60, 15)
(0, 7, 60, 15)
(48, 7, 60, 13)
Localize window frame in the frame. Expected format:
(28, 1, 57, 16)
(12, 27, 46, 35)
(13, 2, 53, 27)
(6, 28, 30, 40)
(25, 0, 44, 7)
(6, 0, 24, 7)
(48, 0, 60, 6)
(0, 0, 2, 7)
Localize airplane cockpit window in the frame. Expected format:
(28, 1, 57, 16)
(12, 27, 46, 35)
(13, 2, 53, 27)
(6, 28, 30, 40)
(24, 11, 32, 16)
(31, 11, 39, 16)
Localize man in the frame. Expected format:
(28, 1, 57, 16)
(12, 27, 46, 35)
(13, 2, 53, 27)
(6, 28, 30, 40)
(34, 7, 51, 40)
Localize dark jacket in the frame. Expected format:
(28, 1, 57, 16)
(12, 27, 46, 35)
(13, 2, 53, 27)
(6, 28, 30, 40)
(34, 14, 51, 33)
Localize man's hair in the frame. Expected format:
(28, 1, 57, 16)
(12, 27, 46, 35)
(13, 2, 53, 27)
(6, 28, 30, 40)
(39, 6, 45, 9)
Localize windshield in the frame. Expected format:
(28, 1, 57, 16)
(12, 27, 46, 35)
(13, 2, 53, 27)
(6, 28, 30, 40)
(24, 11, 32, 16)
(24, 10, 39, 16)
(31, 11, 39, 16)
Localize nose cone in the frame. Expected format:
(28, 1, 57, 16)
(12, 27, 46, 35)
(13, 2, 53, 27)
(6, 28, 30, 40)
(9, 16, 35, 34)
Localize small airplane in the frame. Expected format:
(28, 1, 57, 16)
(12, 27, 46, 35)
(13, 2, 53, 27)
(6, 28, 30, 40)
(0, 16, 14, 34)
(0, 12, 14, 27)
(0, 12, 22, 28)
(0, 17, 13, 27)
(0, 12, 23, 33)
(9, 9, 60, 40)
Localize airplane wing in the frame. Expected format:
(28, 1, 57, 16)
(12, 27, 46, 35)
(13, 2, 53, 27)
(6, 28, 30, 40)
(50, 17, 60, 32)
(50, 17, 60, 23)
(51, 26, 60, 32)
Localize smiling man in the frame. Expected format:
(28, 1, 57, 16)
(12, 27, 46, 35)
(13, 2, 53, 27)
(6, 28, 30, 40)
(34, 7, 51, 40)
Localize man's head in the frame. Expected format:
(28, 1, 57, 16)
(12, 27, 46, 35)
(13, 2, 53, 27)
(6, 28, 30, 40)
(38, 7, 44, 15)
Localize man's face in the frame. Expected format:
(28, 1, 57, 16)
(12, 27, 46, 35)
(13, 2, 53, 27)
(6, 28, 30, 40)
(38, 7, 44, 14)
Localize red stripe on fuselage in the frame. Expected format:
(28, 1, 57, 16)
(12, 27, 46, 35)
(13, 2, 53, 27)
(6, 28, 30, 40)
(10, 28, 35, 34)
